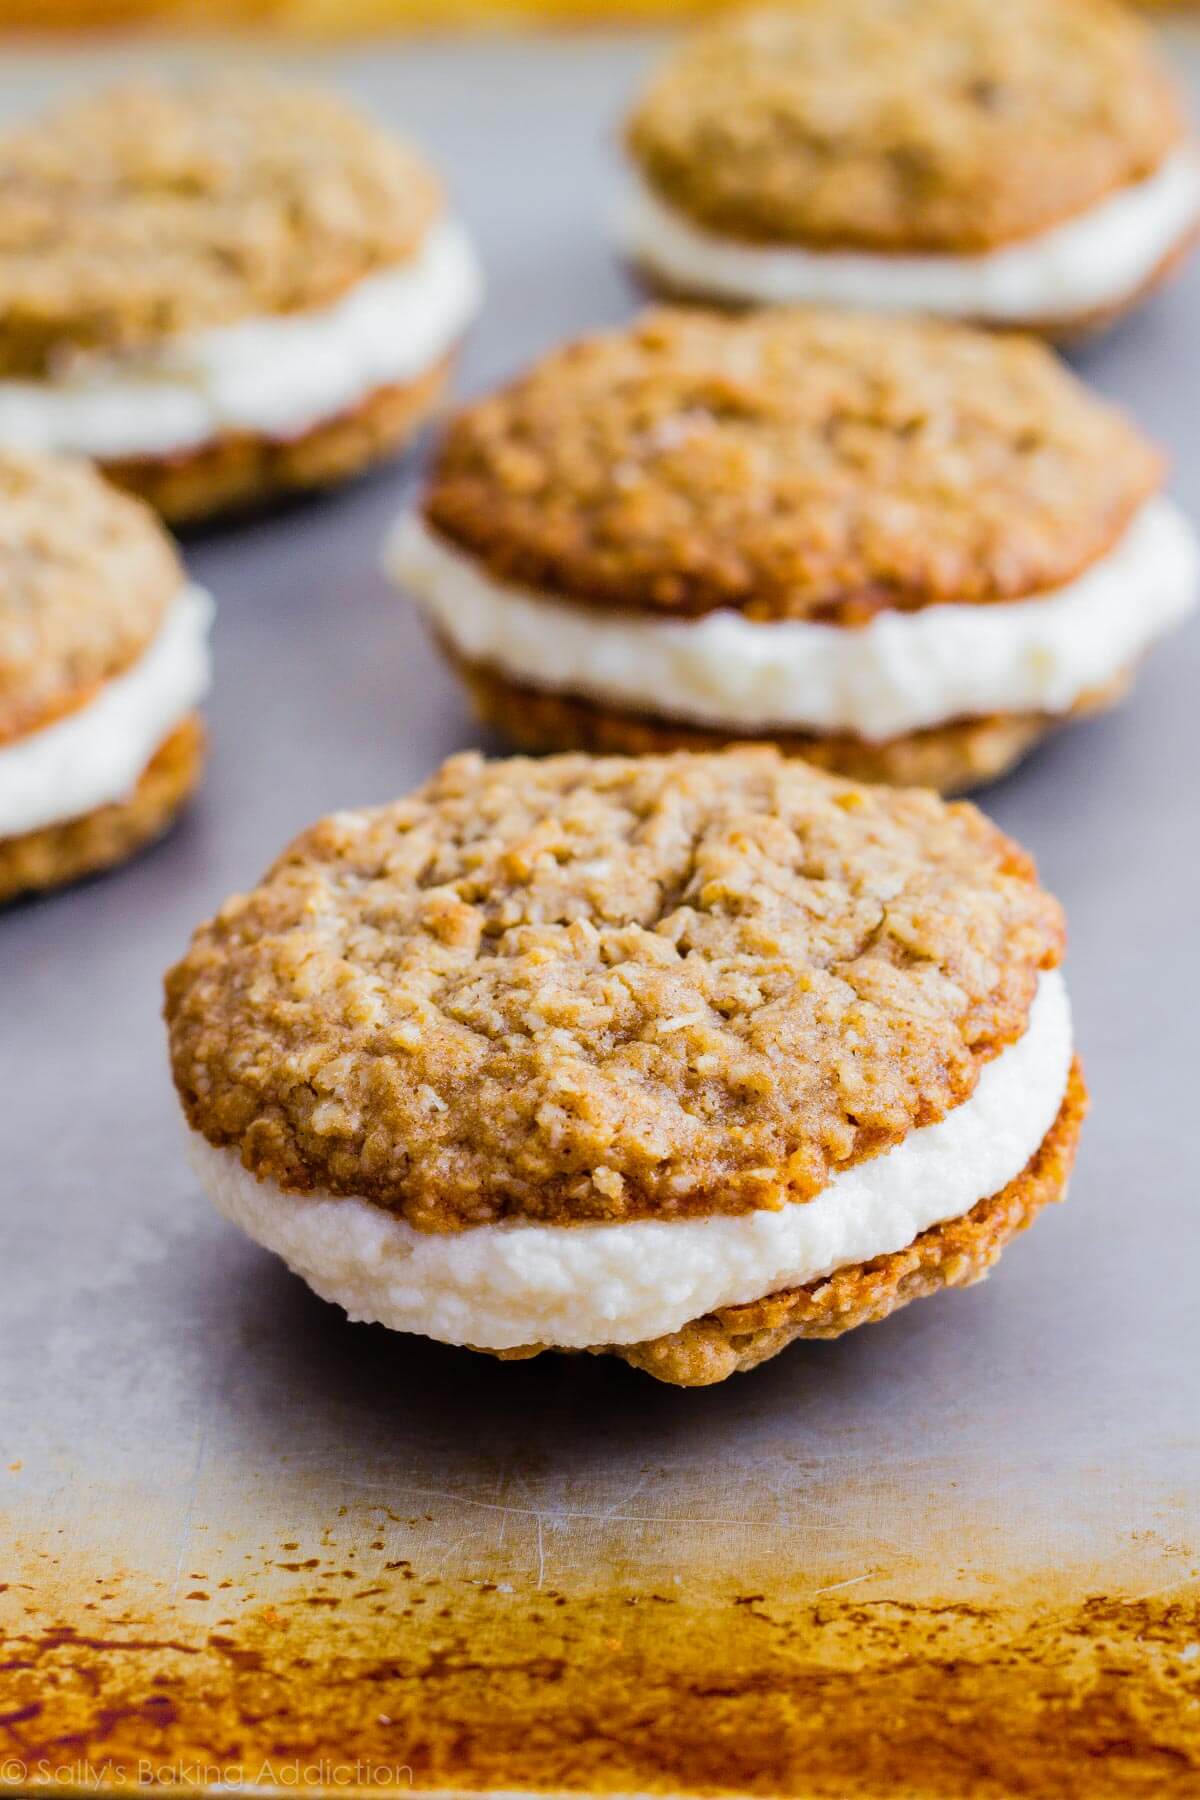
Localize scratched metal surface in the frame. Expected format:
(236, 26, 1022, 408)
(2, 26, 1200, 1800)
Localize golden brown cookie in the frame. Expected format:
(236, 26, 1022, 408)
(0, 76, 441, 369)
(0, 450, 211, 900)
(621, 0, 1199, 333)
(394, 308, 1194, 791)
(167, 748, 1063, 1227)
(422, 308, 1159, 620)
(627, 0, 1183, 255)
(0, 77, 482, 524)
(0, 451, 183, 746)
(168, 748, 1080, 1383)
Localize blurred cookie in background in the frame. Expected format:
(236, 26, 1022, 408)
(0, 452, 212, 901)
(0, 76, 483, 524)
(389, 306, 1199, 792)
(618, 0, 1200, 337)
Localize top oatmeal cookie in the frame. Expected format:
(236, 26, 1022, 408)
(626, 0, 1185, 253)
(165, 748, 1065, 1231)
(0, 75, 442, 376)
(0, 450, 182, 746)
(423, 307, 1162, 622)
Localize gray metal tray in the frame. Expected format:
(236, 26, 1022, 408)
(2, 28, 1199, 1799)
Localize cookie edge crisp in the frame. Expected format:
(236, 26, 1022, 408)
(604, 1058, 1087, 1384)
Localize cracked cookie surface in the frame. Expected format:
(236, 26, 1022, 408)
(166, 748, 1064, 1231)
(424, 308, 1161, 623)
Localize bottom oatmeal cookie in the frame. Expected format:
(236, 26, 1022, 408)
(597, 1060, 1086, 1385)
(451, 649, 1130, 795)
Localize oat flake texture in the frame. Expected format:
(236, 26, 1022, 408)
(166, 749, 1065, 1231)
(424, 308, 1162, 622)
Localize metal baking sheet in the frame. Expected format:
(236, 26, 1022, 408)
(2, 26, 1199, 1799)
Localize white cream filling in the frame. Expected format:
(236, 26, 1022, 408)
(188, 968, 1072, 1352)
(0, 218, 483, 460)
(389, 498, 1198, 742)
(616, 147, 1200, 320)
(0, 583, 213, 838)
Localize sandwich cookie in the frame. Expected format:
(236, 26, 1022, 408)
(389, 307, 1198, 792)
(618, 0, 1200, 336)
(0, 452, 212, 902)
(166, 747, 1085, 1387)
(0, 77, 483, 523)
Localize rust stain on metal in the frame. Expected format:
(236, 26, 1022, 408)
(1, 1532, 1199, 1798)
